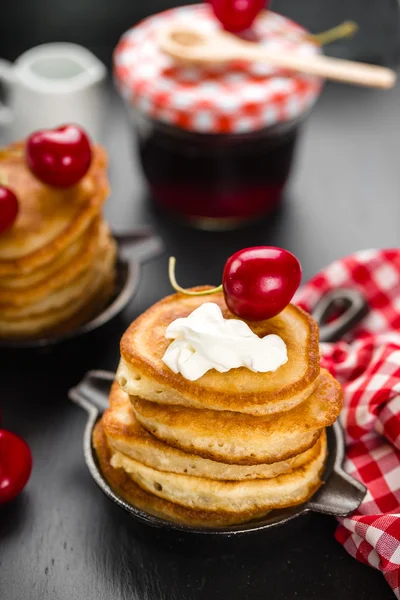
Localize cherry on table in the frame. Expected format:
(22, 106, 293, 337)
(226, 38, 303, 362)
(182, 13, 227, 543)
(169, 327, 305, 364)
(0, 186, 19, 234)
(222, 246, 302, 321)
(26, 124, 92, 187)
(209, 0, 268, 33)
(0, 429, 32, 504)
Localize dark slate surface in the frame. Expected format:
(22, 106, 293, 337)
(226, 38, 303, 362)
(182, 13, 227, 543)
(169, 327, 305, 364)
(1, 1, 399, 598)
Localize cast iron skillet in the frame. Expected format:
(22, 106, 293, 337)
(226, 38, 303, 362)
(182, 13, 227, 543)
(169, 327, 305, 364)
(0, 227, 163, 349)
(69, 288, 368, 539)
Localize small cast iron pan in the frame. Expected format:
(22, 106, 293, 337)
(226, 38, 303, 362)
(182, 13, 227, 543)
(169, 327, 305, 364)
(0, 228, 163, 349)
(69, 288, 368, 540)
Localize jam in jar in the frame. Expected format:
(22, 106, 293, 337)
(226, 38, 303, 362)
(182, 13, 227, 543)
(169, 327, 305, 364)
(114, 5, 322, 229)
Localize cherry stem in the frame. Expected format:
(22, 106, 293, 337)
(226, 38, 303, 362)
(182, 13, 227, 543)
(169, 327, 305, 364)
(168, 257, 223, 296)
(0, 172, 8, 187)
(313, 21, 358, 46)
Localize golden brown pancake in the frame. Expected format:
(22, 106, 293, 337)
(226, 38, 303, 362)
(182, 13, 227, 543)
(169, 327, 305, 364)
(0, 142, 109, 276)
(0, 141, 117, 338)
(111, 431, 327, 513)
(118, 291, 320, 416)
(0, 226, 89, 290)
(0, 228, 116, 337)
(0, 219, 105, 306)
(104, 382, 321, 481)
(93, 421, 326, 528)
(43, 268, 116, 336)
(130, 369, 342, 465)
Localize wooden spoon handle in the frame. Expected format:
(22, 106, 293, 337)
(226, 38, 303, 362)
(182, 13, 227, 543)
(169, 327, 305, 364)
(159, 25, 396, 89)
(240, 44, 396, 89)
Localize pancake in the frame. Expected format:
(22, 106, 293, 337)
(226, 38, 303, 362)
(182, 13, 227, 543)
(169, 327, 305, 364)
(0, 225, 89, 290)
(0, 233, 116, 337)
(0, 142, 109, 276)
(94, 421, 325, 528)
(44, 270, 116, 336)
(104, 382, 321, 481)
(118, 291, 320, 416)
(0, 140, 117, 338)
(130, 369, 342, 465)
(0, 218, 105, 306)
(111, 430, 326, 513)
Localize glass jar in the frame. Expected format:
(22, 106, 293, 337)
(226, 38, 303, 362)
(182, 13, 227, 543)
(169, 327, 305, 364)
(114, 5, 322, 229)
(135, 111, 300, 228)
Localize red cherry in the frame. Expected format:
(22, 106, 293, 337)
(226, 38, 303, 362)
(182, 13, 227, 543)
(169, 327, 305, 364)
(0, 186, 19, 234)
(209, 0, 267, 32)
(222, 246, 302, 320)
(0, 429, 32, 504)
(26, 124, 92, 187)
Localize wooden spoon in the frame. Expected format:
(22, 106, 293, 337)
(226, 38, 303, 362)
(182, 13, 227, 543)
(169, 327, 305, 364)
(158, 24, 396, 89)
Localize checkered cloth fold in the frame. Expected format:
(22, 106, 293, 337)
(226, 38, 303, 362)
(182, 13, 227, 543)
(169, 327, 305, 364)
(295, 249, 400, 598)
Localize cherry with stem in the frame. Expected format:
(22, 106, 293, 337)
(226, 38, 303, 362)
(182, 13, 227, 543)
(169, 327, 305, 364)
(169, 246, 302, 321)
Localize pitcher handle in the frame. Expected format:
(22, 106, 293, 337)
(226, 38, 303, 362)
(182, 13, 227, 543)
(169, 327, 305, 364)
(0, 59, 13, 126)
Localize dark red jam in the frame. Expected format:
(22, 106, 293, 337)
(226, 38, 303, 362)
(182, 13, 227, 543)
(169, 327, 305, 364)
(136, 117, 300, 228)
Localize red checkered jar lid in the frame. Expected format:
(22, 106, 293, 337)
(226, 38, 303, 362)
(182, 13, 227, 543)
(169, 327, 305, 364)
(114, 4, 323, 134)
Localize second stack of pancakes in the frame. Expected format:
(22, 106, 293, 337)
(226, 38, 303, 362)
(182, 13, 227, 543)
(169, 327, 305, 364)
(0, 142, 116, 338)
(94, 290, 343, 527)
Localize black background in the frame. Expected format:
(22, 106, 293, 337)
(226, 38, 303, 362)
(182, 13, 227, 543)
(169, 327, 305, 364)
(1, 0, 400, 65)
(1, 1, 400, 599)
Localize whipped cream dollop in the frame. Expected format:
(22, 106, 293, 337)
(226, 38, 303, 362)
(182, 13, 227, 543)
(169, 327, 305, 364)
(162, 302, 288, 382)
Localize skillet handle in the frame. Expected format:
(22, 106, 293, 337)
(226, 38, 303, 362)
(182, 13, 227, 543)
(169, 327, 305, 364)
(68, 370, 115, 416)
(307, 466, 367, 516)
(307, 423, 367, 516)
(312, 288, 369, 343)
(114, 227, 164, 264)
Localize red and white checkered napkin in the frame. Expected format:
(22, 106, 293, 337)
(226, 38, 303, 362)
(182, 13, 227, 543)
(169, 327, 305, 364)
(295, 249, 400, 597)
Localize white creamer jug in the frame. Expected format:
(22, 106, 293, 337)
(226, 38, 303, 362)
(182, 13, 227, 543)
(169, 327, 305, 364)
(0, 43, 107, 142)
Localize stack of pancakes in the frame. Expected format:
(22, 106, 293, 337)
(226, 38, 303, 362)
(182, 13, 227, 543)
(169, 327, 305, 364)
(93, 291, 343, 528)
(0, 142, 116, 338)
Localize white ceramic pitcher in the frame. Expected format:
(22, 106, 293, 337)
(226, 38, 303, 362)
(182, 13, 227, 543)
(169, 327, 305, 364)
(0, 43, 107, 142)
